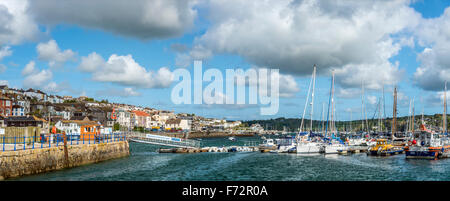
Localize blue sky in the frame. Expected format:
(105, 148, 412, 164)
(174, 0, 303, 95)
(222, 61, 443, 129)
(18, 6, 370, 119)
(1, 0, 450, 121)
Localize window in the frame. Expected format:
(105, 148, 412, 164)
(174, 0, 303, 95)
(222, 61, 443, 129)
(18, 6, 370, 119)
(5, 100, 10, 106)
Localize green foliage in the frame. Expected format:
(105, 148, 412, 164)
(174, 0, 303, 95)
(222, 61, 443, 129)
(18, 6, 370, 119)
(63, 99, 76, 103)
(133, 126, 145, 133)
(243, 115, 450, 132)
(113, 123, 121, 131)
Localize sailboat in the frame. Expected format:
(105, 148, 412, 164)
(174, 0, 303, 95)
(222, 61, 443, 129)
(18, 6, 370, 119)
(405, 81, 450, 159)
(321, 70, 348, 154)
(296, 65, 322, 154)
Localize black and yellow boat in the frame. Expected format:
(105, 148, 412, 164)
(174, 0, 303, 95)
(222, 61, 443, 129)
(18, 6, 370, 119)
(368, 139, 404, 156)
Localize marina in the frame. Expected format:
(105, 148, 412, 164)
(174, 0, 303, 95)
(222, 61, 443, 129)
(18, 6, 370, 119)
(12, 136, 450, 181)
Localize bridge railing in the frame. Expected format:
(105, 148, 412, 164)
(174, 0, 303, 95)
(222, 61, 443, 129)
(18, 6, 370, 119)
(128, 132, 201, 148)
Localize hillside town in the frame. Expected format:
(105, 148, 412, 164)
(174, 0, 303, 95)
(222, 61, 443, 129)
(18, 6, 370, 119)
(0, 85, 248, 138)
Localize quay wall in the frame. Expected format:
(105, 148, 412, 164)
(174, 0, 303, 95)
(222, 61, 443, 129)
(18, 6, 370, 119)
(0, 141, 129, 180)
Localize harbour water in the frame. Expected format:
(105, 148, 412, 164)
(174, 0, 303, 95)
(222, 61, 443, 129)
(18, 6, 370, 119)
(11, 136, 450, 181)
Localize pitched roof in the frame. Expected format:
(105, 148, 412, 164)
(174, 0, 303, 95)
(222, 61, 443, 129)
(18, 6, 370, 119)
(132, 110, 149, 117)
(166, 118, 181, 124)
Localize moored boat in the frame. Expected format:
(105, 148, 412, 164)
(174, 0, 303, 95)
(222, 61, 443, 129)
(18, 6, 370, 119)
(405, 126, 450, 159)
(368, 139, 404, 156)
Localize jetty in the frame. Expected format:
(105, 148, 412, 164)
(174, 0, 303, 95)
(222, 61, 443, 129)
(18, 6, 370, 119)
(338, 146, 369, 154)
(128, 132, 201, 148)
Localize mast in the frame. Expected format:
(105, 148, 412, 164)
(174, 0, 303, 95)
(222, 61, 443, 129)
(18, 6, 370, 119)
(407, 99, 412, 133)
(392, 86, 398, 139)
(325, 70, 334, 138)
(321, 102, 325, 134)
(361, 81, 365, 133)
(310, 65, 317, 132)
(300, 66, 314, 133)
(412, 98, 415, 133)
(382, 85, 386, 132)
(331, 70, 335, 134)
(378, 97, 382, 132)
(444, 81, 447, 134)
(350, 109, 353, 132)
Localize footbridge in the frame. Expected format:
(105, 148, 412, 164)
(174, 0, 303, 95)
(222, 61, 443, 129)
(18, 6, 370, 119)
(128, 132, 201, 148)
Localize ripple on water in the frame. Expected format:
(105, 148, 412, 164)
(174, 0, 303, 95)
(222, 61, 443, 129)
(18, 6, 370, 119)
(12, 139, 450, 181)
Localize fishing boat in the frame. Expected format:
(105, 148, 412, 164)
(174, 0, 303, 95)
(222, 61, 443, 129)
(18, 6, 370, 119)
(228, 136, 236, 141)
(405, 130, 450, 159)
(368, 139, 404, 156)
(405, 82, 450, 159)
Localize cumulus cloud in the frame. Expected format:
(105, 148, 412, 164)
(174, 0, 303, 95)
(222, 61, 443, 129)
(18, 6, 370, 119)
(0, 64, 6, 73)
(23, 69, 52, 88)
(367, 95, 378, 105)
(234, 67, 300, 98)
(412, 8, 450, 91)
(0, 0, 39, 45)
(189, 0, 420, 90)
(96, 87, 142, 97)
(79, 53, 175, 88)
(28, 0, 197, 40)
(78, 52, 105, 73)
(43, 81, 72, 93)
(337, 88, 360, 99)
(21, 61, 36, 76)
(0, 46, 12, 60)
(36, 39, 76, 68)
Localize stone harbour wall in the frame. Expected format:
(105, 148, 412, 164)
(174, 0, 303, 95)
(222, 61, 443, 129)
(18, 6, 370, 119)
(0, 141, 129, 180)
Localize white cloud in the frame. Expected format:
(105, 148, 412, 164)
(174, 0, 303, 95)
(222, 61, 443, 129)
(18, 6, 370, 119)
(412, 7, 450, 91)
(0, 0, 40, 45)
(43, 81, 72, 93)
(190, 0, 420, 89)
(0, 46, 12, 60)
(337, 88, 360, 99)
(21, 60, 36, 76)
(96, 87, 142, 97)
(80, 53, 175, 88)
(23, 69, 52, 88)
(28, 0, 197, 40)
(0, 80, 8, 85)
(0, 64, 6, 73)
(234, 67, 300, 98)
(367, 95, 378, 105)
(36, 39, 76, 68)
(78, 52, 104, 72)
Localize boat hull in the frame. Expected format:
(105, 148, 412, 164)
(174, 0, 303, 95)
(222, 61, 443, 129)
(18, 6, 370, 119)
(296, 143, 321, 154)
(368, 149, 404, 156)
(406, 150, 438, 159)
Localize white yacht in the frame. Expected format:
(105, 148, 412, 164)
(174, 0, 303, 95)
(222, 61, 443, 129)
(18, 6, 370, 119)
(321, 142, 348, 154)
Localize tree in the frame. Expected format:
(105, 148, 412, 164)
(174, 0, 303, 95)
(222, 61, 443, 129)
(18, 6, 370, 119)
(113, 123, 121, 131)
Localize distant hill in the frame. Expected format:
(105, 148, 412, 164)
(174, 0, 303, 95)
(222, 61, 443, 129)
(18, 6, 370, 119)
(243, 114, 448, 132)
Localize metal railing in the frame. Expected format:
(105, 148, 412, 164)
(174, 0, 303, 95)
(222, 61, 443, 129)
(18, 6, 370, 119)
(1, 132, 127, 152)
(128, 132, 200, 148)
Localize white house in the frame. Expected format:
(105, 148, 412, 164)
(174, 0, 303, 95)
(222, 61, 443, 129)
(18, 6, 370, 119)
(165, 119, 191, 131)
(55, 120, 81, 137)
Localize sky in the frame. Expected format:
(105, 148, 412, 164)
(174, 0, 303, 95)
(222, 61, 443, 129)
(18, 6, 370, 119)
(1, 0, 450, 121)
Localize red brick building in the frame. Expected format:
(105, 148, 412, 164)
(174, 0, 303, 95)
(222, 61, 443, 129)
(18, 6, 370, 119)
(0, 94, 12, 116)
